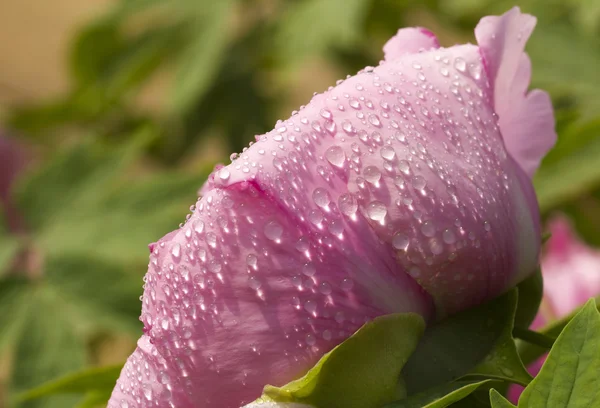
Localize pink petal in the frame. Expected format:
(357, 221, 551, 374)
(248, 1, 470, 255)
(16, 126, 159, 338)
(541, 217, 600, 318)
(475, 7, 557, 177)
(110, 184, 432, 408)
(383, 27, 440, 61)
(0, 133, 26, 232)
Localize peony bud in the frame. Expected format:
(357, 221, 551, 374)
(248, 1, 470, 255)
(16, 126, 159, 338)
(109, 7, 556, 408)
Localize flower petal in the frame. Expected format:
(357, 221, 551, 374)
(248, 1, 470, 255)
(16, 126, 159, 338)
(475, 7, 556, 177)
(109, 184, 432, 408)
(383, 27, 440, 61)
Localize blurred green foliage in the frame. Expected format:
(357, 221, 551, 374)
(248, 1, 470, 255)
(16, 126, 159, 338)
(1, 0, 600, 407)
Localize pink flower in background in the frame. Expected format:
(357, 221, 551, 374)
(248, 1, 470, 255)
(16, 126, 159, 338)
(508, 217, 600, 402)
(109, 7, 555, 408)
(0, 133, 25, 232)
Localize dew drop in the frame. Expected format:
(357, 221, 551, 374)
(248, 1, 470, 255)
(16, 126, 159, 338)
(380, 146, 396, 161)
(219, 168, 230, 181)
(248, 276, 262, 290)
(392, 233, 409, 251)
(302, 263, 316, 277)
(421, 221, 436, 237)
(368, 114, 381, 127)
(342, 120, 356, 135)
(312, 188, 331, 208)
(319, 282, 332, 295)
(443, 229, 456, 244)
(363, 166, 381, 184)
(454, 57, 466, 72)
(411, 175, 427, 190)
(398, 160, 410, 174)
(264, 220, 283, 241)
(320, 109, 332, 120)
(367, 201, 387, 223)
(325, 146, 345, 167)
(333, 196, 356, 221)
(246, 254, 258, 268)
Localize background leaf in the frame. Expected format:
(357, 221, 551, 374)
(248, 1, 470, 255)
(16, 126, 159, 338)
(11, 289, 87, 408)
(20, 364, 122, 402)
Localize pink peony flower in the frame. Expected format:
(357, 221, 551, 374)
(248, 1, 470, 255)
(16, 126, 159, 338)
(508, 217, 600, 403)
(0, 133, 26, 232)
(109, 7, 556, 408)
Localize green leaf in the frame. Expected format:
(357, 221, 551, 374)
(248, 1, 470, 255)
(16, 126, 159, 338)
(38, 172, 199, 264)
(513, 269, 543, 329)
(75, 391, 114, 408)
(20, 364, 122, 401)
(171, 0, 234, 114)
(11, 289, 87, 408)
(535, 119, 600, 211)
(517, 296, 600, 367)
(0, 232, 20, 276)
(45, 255, 142, 335)
(0, 277, 29, 351)
(517, 300, 600, 407)
(384, 380, 493, 408)
(402, 290, 530, 394)
(263, 313, 425, 408)
(275, 0, 370, 63)
(14, 137, 147, 231)
(489, 389, 516, 408)
(465, 291, 532, 386)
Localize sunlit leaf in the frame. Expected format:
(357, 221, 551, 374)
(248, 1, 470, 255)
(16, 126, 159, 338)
(263, 313, 425, 408)
(518, 300, 600, 406)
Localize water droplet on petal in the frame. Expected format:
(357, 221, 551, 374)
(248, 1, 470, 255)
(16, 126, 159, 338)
(219, 168, 230, 182)
(312, 188, 331, 209)
(368, 114, 381, 127)
(392, 233, 409, 251)
(320, 108, 332, 120)
(421, 221, 435, 237)
(443, 229, 456, 244)
(380, 146, 396, 161)
(338, 194, 358, 217)
(363, 166, 381, 184)
(411, 175, 427, 190)
(325, 146, 345, 167)
(264, 220, 283, 242)
(248, 276, 262, 290)
(454, 57, 466, 72)
(302, 263, 316, 277)
(367, 201, 387, 223)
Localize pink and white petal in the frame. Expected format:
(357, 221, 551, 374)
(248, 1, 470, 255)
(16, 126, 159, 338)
(383, 27, 440, 61)
(475, 7, 556, 177)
